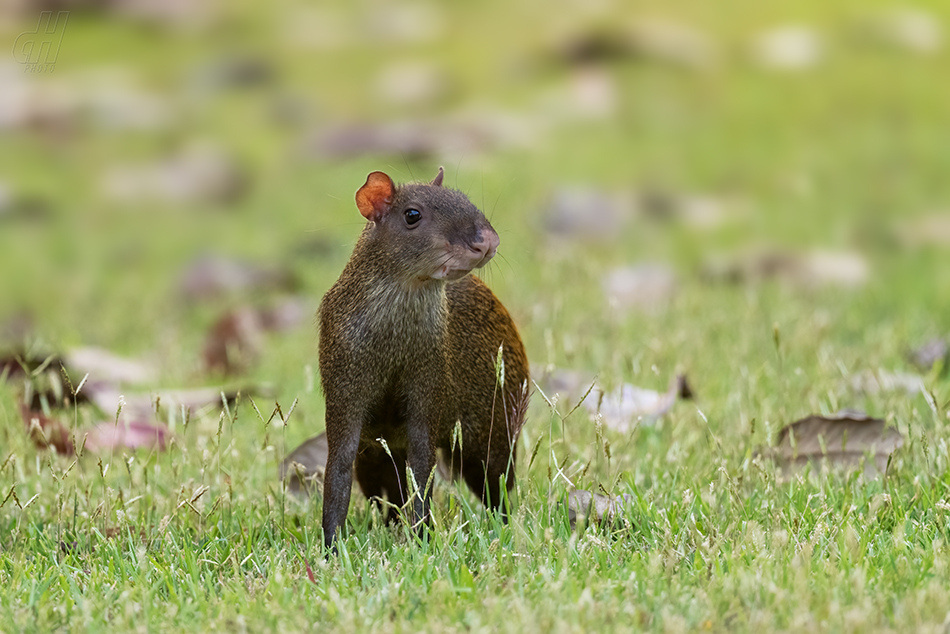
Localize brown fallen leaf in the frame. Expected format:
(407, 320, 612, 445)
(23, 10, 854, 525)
(304, 108, 537, 162)
(585, 374, 692, 432)
(18, 397, 169, 455)
(566, 489, 633, 529)
(203, 307, 266, 376)
(550, 23, 633, 66)
(702, 249, 869, 289)
(19, 401, 74, 455)
(280, 432, 328, 496)
(549, 18, 716, 70)
(770, 410, 903, 477)
(305, 121, 441, 160)
(9, 353, 87, 411)
(0, 184, 51, 223)
(635, 188, 735, 230)
(188, 54, 277, 93)
(0, 347, 61, 383)
(204, 297, 312, 375)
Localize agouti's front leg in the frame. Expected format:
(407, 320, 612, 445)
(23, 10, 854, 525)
(405, 416, 436, 533)
(322, 401, 363, 552)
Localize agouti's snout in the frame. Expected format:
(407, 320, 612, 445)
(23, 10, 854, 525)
(469, 229, 500, 267)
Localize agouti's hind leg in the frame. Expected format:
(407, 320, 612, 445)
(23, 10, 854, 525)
(355, 445, 408, 524)
(461, 445, 516, 519)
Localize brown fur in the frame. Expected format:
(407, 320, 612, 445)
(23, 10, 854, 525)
(319, 170, 529, 550)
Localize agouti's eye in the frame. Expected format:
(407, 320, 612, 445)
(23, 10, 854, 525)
(404, 208, 422, 226)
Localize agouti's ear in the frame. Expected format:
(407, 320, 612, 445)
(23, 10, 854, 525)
(356, 171, 395, 222)
(431, 166, 444, 187)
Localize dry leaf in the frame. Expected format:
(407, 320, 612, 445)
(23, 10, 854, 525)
(85, 384, 250, 423)
(305, 119, 490, 161)
(542, 66, 618, 120)
(752, 26, 824, 71)
(896, 214, 950, 248)
(363, 2, 445, 45)
(566, 489, 633, 529)
(189, 54, 276, 93)
(635, 188, 735, 230)
(102, 142, 247, 205)
(259, 296, 311, 331)
(374, 61, 450, 108)
(0, 184, 50, 223)
(305, 108, 537, 162)
(306, 121, 440, 160)
(203, 297, 311, 376)
(19, 401, 73, 455)
(80, 72, 172, 132)
(111, 0, 219, 29)
(702, 250, 868, 289)
(551, 24, 630, 66)
(280, 433, 329, 496)
(65, 346, 156, 386)
(908, 338, 948, 372)
(602, 263, 677, 312)
(550, 18, 716, 70)
(203, 307, 266, 376)
(0, 312, 34, 346)
(18, 398, 170, 455)
(770, 410, 903, 477)
(84, 420, 170, 453)
(860, 8, 943, 55)
(541, 188, 634, 240)
(178, 254, 298, 301)
(533, 365, 597, 406)
(626, 18, 718, 70)
(585, 374, 692, 432)
(848, 369, 925, 396)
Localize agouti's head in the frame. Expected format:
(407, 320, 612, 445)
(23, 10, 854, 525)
(355, 168, 500, 283)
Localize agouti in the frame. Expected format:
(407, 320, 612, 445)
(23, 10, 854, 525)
(318, 168, 529, 550)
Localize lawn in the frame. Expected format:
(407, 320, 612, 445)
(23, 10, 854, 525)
(1, 0, 950, 632)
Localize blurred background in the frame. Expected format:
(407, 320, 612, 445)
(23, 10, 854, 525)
(0, 0, 948, 442)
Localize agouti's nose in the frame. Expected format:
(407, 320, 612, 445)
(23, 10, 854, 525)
(470, 230, 500, 262)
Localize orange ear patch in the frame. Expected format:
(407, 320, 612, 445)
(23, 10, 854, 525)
(355, 171, 395, 222)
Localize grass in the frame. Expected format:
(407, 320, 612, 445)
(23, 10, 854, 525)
(2, 0, 950, 631)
